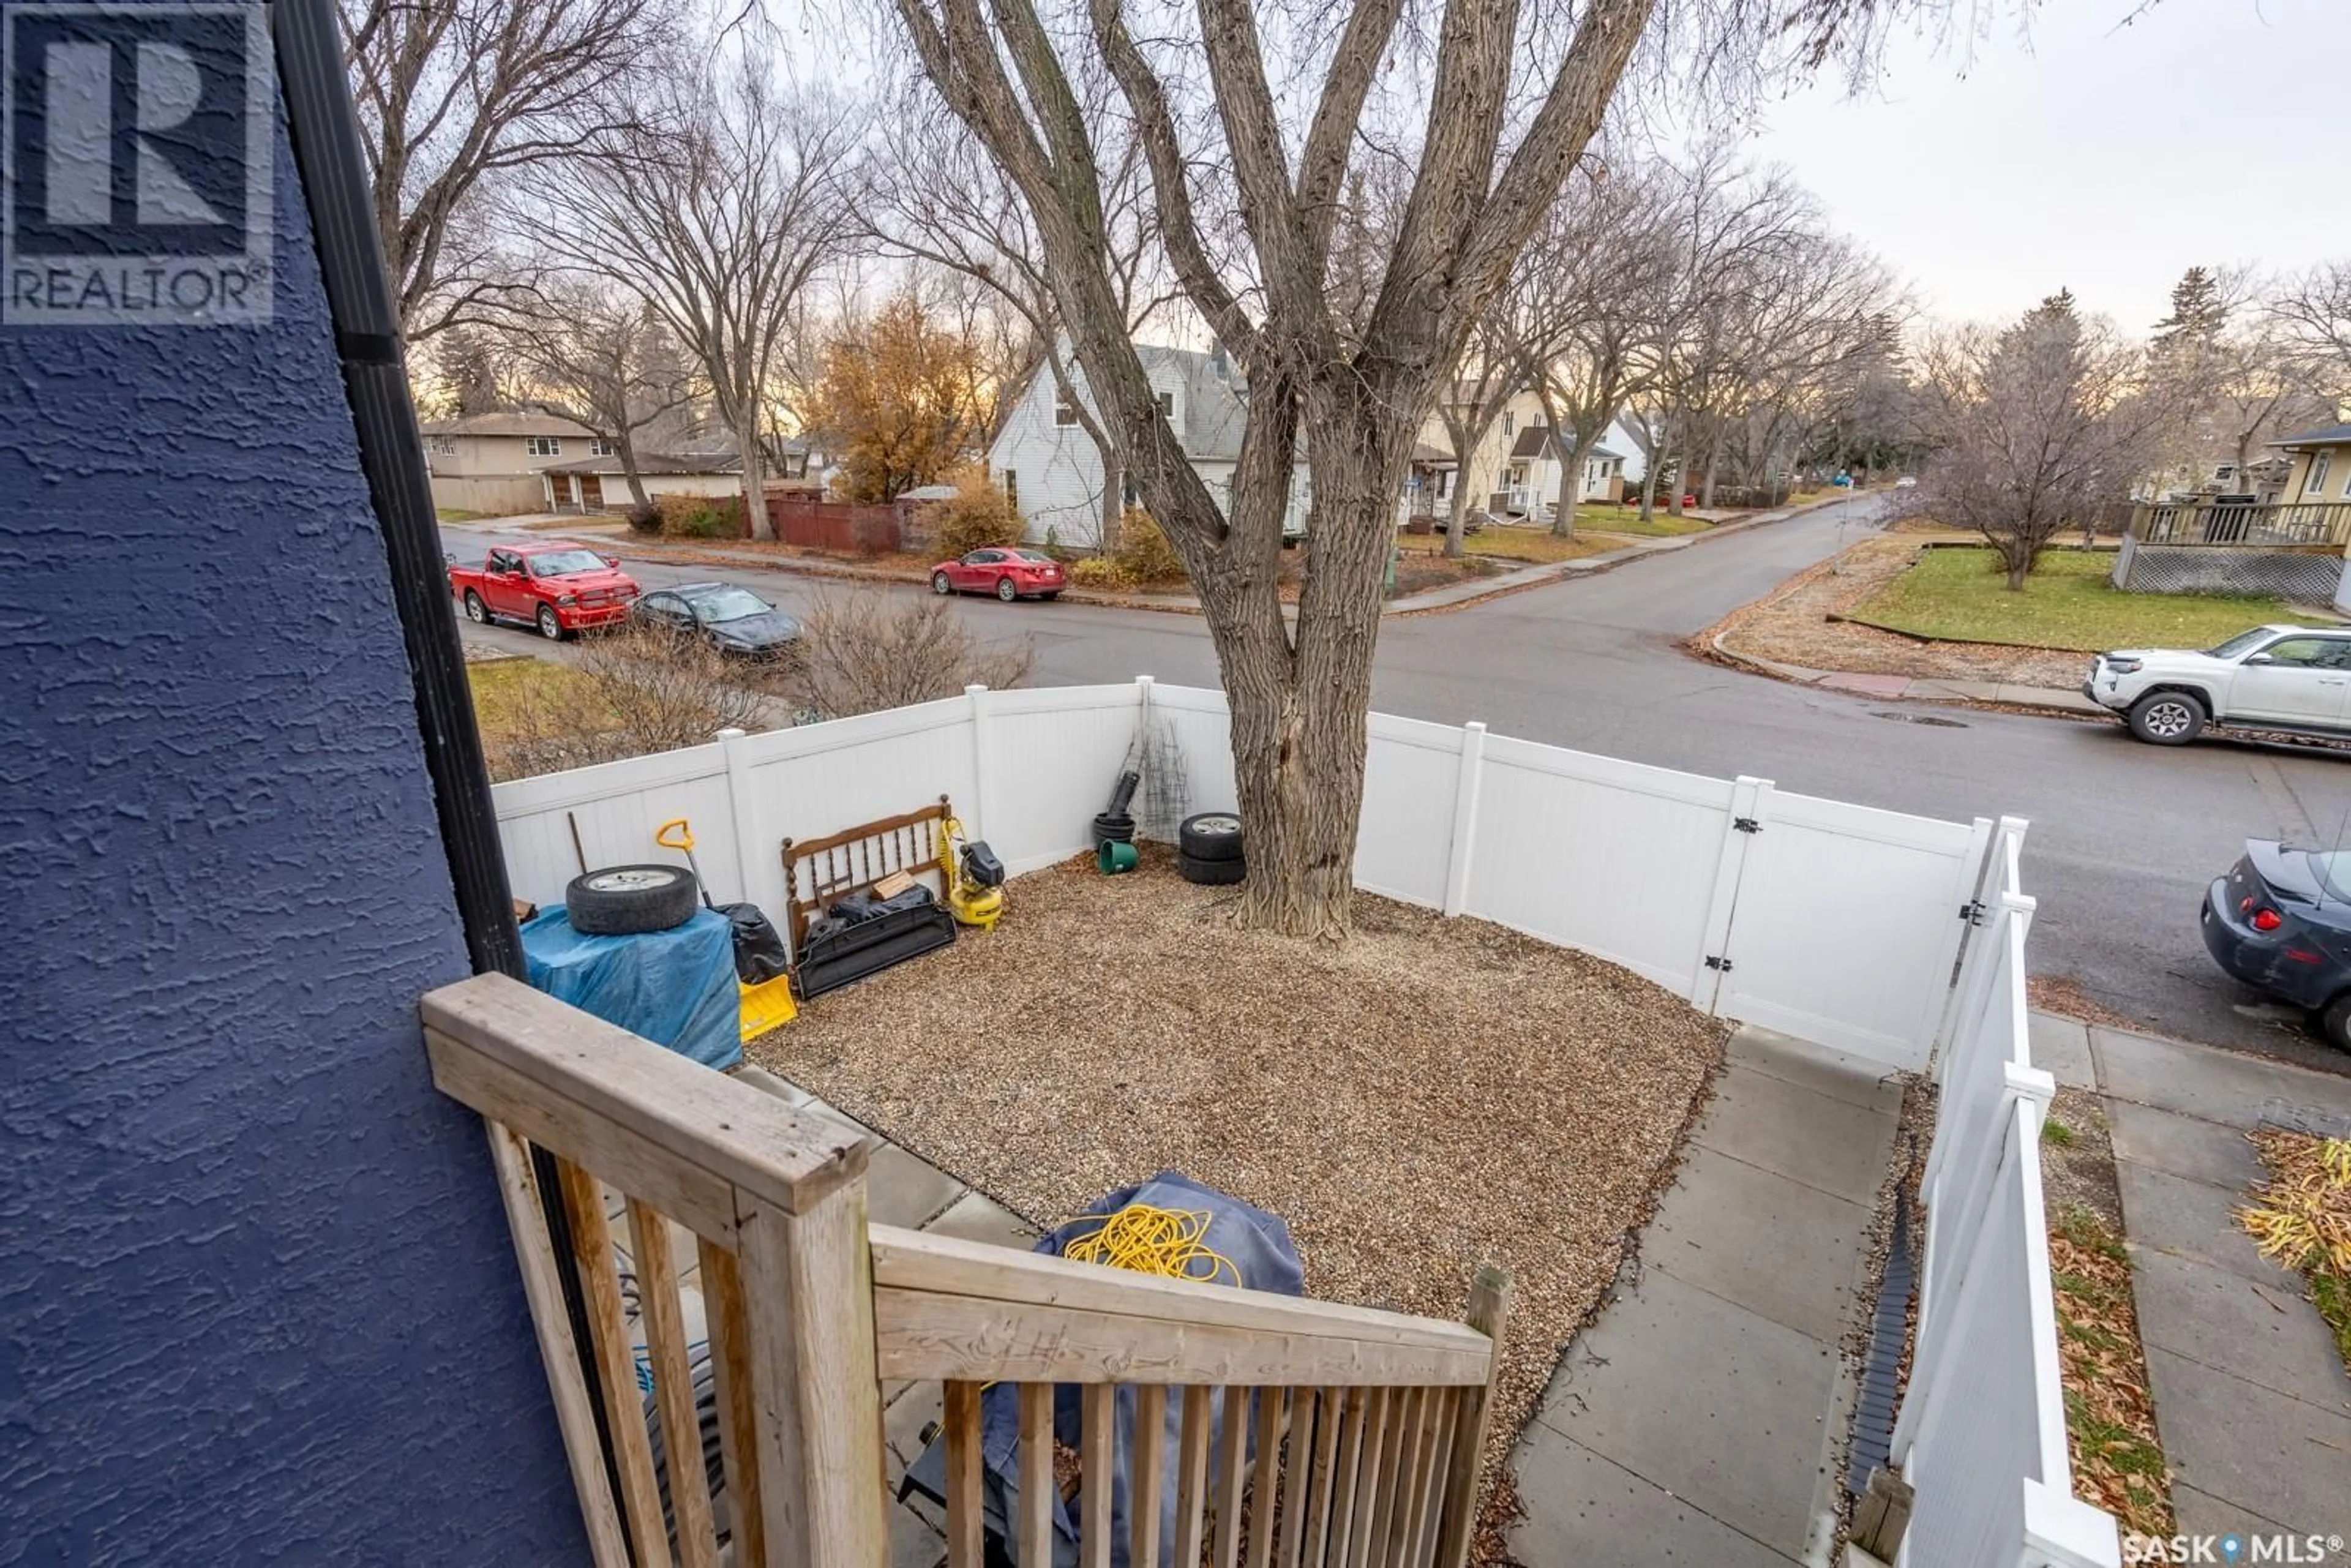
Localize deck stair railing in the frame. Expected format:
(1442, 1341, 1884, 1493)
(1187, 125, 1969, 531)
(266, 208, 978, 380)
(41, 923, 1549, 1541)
(422, 974, 1507, 1568)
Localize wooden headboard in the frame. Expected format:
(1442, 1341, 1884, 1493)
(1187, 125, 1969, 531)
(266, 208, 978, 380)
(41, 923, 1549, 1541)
(779, 795, 953, 946)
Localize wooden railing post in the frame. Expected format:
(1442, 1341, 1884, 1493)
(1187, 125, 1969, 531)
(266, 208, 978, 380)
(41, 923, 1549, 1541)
(1431, 1267, 1510, 1568)
(734, 1174, 889, 1568)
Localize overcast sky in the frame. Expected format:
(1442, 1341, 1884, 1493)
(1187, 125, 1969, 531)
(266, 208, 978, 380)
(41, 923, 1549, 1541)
(1736, 0, 2349, 334)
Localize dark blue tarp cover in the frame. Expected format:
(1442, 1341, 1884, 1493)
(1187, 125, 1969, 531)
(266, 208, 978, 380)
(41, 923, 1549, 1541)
(521, 906, 741, 1071)
(905, 1172, 1305, 1566)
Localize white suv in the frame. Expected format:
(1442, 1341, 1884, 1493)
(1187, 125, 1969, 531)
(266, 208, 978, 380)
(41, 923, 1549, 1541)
(2085, 625, 2351, 745)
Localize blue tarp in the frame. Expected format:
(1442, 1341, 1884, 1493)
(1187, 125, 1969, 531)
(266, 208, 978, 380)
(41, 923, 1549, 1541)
(904, 1173, 1305, 1566)
(521, 906, 741, 1071)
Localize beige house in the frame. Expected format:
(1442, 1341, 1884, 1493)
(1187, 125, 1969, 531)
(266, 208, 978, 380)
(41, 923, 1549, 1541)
(1414, 389, 1647, 520)
(2277, 422, 2351, 507)
(420, 411, 601, 516)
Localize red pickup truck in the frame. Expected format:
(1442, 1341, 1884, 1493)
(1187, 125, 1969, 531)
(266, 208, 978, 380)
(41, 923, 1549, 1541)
(449, 542, 640, 640)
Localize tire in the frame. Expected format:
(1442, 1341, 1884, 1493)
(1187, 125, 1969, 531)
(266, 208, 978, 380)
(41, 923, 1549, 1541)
(537, 603, 566, 641)
(463, 590, 489, 625)
(932, 571, 953, 595)
(2127, 690, 2205, 746)
(2319, 992, 2351, 1053)
(996, 576, 1019, 602)
(1178, 811, 1245, 861)
(566, 865, 700, 936)
(1177, 850, 1246, 887)
(1090, 811, 1136, 850)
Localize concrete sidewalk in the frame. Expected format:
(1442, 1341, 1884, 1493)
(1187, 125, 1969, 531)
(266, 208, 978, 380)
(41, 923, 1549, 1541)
(2034, 1016, 2351, 1540)
(1506, 1024, 1903, 1564)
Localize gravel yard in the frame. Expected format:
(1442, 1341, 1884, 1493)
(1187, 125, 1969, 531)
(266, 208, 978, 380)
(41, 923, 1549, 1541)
(751, 848, 1727, 1547)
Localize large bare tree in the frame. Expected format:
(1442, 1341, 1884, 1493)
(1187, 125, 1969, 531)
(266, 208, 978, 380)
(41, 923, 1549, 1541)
(1905, 296, 2157, 588)
(550, 65, 855, 540)
(886, 0, 1720, 937)
(502, 287, 696, 508)
(340, 0, 671, 339)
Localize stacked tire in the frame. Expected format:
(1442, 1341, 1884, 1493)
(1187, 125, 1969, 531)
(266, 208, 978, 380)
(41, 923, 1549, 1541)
(1176, 812, 1245, 886)
(566, 865, 700, 934)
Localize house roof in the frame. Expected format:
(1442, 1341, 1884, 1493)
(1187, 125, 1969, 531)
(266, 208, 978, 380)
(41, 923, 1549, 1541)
(2272, 423, 2351, 449)
(539, 451, 743, 477)
(1411, 442, 1455, 467)
(418, 410, 594, 438)
(1509, 426, 1575, 461)
(1588, 445, 1624, 462)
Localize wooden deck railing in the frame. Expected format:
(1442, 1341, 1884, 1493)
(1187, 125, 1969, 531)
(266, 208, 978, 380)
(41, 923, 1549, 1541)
(422, 973, 1507, 1568)
(2131, 499, 2351, 548)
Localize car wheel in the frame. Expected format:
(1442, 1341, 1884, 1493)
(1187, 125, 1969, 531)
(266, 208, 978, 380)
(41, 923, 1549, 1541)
(463, 590, 489, 625)
(2320, 992, 2351, 1053)
(536, 604, 565, 641)
(932, 571, 954, 595)
(1040, 591, 1060, 601)
(2127, 691, 2205, 745)
(1179, 811, 1246, 862)
(564, 865, 700, 936)
(1177, 850, 1246, 887)
(996, 576, 1019, 602)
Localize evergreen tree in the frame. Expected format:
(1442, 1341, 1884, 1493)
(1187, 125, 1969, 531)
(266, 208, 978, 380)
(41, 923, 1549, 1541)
(2153, 266, 2229, 347)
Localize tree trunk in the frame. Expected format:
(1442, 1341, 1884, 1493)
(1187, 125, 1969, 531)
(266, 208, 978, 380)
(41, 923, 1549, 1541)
(1182, 400, 1404, 939)
(1439, 415, 1471, 560)
(1638, 460, 1656, 523)
(739, 419, 772, 540)
(617, 433, 651, 508)
(1100, 449, 1123, 552)
(1553, 428, 1597, 538)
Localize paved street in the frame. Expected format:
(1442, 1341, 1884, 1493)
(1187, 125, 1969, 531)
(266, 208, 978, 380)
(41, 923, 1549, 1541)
(449, 500, 2351, 1071)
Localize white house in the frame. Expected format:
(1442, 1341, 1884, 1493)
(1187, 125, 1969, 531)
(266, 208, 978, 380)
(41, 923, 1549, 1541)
(1413, 389, 1649, 520)
(988, 344, 1311, 547)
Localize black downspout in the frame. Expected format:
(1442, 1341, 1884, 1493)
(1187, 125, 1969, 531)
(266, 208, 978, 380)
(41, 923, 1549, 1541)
(269, 1, 632, 1555)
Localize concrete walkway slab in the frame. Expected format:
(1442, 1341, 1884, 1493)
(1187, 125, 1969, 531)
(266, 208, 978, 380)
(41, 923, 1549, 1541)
(2138, 1346, 2351, 1533)
(1724, 1024, 1904, 1115)
(2129, 1248, 2349, 1402)
(2113, 1161, 2294, 1285)
(921, 1190, 1037, 1250)
(2105, 1100, 2266, 1191)
(2026, 1011, 2097, 1090)
(1512, 1027, 1895, 1562)
(1508, 1419, 1797, 1566)
(1531, 1267, 1837, 1553)
(1644, 1146, 1871, 1341)
(1818, 672, 1911, 699)
(1697, 1063, 1897, 1203)
(2091, 1026, 2351, 1133)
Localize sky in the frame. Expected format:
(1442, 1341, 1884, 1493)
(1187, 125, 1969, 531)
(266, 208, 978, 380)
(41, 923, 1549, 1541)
(1734, 0, 2350, 334)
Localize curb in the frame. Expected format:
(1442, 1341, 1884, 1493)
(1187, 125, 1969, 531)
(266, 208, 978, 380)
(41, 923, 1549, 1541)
(619, 488, 1867, 621)
(1698, 625, 2112, 721)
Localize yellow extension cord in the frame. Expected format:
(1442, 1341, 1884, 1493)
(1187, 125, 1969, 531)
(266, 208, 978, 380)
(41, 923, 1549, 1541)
(1061, 1204, 1240, 1287)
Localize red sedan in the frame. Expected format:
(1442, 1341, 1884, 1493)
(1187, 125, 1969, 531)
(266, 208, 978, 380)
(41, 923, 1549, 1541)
(931, 547, 1065, 602)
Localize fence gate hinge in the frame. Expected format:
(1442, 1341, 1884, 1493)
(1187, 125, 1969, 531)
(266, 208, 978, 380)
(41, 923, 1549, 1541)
(1732, 817, 1762, 835)
(1705, 955, 1733, 973)
(1959, 899, 1985, 926)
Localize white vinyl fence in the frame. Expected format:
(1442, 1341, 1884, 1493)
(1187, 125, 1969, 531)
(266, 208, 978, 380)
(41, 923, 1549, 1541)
(1892, 819, 2121, 1568)
(494, 677, 1989, 1070)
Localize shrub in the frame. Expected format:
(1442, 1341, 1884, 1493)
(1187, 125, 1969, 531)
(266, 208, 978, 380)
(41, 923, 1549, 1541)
(623, 501, 662, 535)
(928, 465, 1026, 557)
(1067, 557, 1133, 590)
(473, 625, 767, 782)
(1111, 508, 1184, 584)
(782, 587, 1035, 719)
(658, 493, 739, 539)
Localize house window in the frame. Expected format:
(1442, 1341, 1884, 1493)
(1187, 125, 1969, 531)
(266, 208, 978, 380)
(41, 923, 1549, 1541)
(425, 435, 457, 457)
(2310, 452, 2333, 497)
(1121, 473, 1140, 507)
(1054, 401, 1078, 427)
(524, 436, 563, 458)
(588, 438, 617, 457)
(1003, 470, 1019, 508)
(1502, 411, 1514, 436)
(1157, 392, 1175, 419)
(1434, 470, 1452, 500)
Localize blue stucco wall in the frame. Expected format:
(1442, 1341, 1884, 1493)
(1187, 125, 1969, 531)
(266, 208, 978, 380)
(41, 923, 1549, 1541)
(0, 24, 589, 1566)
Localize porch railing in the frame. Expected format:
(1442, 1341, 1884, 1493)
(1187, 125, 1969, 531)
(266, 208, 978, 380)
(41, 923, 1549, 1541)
(2130, 498, 2351, 548)
(423, 973, 1506, 1568)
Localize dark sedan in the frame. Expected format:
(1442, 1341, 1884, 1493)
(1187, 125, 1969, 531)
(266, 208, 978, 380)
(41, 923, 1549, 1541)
(632, 582, 802, 656)
(2203, 839, 2351, 1050)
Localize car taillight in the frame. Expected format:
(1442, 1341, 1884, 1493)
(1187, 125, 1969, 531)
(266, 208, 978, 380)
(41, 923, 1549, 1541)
(2252, 908, 2283, 932)
(2286, 947, 2323, 963)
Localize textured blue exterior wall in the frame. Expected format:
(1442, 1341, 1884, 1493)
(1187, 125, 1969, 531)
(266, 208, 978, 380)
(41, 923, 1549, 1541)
(0, 31, 589, 1568)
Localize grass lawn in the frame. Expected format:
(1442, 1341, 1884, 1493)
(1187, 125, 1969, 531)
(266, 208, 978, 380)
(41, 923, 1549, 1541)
(1850, 546, 2309, 653)
(1573, 509, 1713, 538)
(468, 656, 612, 779)
(1398, 528, 1615, 566)
(437, 507, 486, 523)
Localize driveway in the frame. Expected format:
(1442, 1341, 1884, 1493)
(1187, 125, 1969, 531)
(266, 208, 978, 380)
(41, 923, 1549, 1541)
(444, 503, 2351, 1071)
